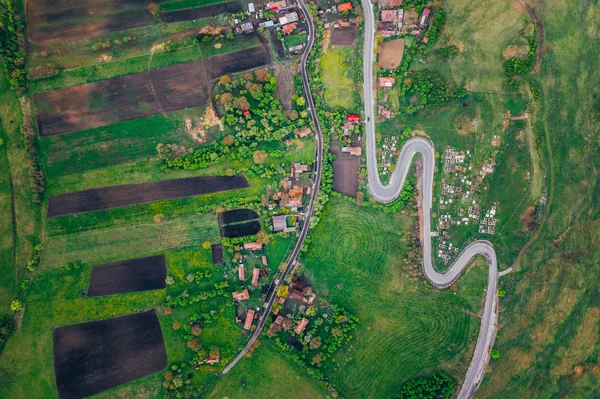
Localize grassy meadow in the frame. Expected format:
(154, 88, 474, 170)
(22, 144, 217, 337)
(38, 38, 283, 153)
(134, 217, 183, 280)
(320, 46, 358, 109)
(477, 0, 600, 396)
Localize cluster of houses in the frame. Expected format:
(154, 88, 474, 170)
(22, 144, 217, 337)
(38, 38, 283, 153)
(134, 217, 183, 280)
(340, 114, 363, 157)
(267, 284, 317, 336)
(376, 0, 432, 39)
(436, 146, 501, 264)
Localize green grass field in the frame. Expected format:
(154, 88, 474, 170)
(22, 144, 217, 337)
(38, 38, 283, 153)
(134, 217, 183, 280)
(299, 197, 486, 397)
(160, 0, 230, 12)
(320, 46, 357, 109)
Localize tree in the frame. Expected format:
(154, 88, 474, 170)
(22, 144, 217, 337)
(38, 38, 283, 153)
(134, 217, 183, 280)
(236, 96, 250, 111)
(223, 135, 235, 145)
(255, 69, 270, 82)
(256, 231, 270, 244)
(202, 241, 212, 250)
(305, 306, 317, 316)
(253, 150, 268, 164)
(226, 33, 234, 40)
(219, 75, 231, 86)
(276, 285, 289, 299)
(10, 300, 22, 312)
(491, 349, 500, 358)
(309, 337, 322, 349)
(295, 96, 306, 107)
(202, 35, 213, 43)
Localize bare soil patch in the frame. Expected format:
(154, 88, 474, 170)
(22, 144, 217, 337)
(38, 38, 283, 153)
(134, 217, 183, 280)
(379, 39, 405, 69)
(27, 0, 154, 45)
(274, 64, 297, 110)
(520, 205, 539, 231)
(35, 45, 272, 136)
(330, 27, 357, 46)
(220, 220, 261, 238)
(53, 310, 167, 399)
(211, 243, 224, 265)
(503, 44, 529, 59)
(86, 255, 167, 297)
(329, 140, 359, 197)
(47, 174, 249, 217)
(161, 2, 243, 23)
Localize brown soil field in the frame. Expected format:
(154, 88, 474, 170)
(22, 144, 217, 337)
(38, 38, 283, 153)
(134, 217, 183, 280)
(53, 310, 166, 399)
(47, 174, 249, 217)
(270, 29, 286, 58)
(211, 243, 224, 265)
(379, 38, 405, 69)
(161, 2, 243, 23)
(329, 140, 359, 197)
(35, 45, 272, 136)
(330, 27, 357, 46)
(26, 0, 155, 45)
(274, 63, 297, 110)
(86, 255, 167, 297)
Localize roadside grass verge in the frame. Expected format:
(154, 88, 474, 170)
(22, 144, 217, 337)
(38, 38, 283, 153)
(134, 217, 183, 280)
(300, 197, 486, 397)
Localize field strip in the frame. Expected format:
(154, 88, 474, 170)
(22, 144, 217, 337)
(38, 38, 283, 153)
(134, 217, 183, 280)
(361, 0, 498, 398)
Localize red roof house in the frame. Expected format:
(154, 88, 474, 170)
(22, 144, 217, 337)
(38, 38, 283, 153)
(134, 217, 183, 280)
(420, 8, 431, 26)
(282, 22, 297, 35)
(338, 2, 353, 12)
(244, 242, 263, 251)
(347, 114, 360, 123)
(252, 267, 260, 286)
(232, 288, 249, 301)
(244, 309, 255, 330)
(294, 317, 309, 334)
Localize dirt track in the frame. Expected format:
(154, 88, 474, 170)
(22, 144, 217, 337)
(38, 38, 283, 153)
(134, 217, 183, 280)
(47, 174, 249, 217)
(35, 45, 272, 136)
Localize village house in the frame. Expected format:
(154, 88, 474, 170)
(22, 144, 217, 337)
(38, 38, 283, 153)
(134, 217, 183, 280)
(289, 43, 306, 53)
(341, 146, 362, 156)
(244, 309, 255, 330)
(347, 114, 360, 123)
(204, 355, 220, 365)
(402, 8, 418, 28)
(295, 127, 312, 137)
(420, 8, 431, 27)
(338, 2, 353, 12)
(292, 162, 309, 174)
(378, 105, 394, 120)
(381, 9, 400, 22)
(248, 2, 256, 13)
(262, 255, 268, 266)
(240, 22, 254, 33)
(238, 264, 246, 280)
(266, 0, 286, 11)
(259, 20, 275, 29)
(282, 22, 297, 35)
(244, 242, 263, 251)
(275, 315, 284, 325)
(291, 289, 303, 300)
(379, 76, 396, 88)
(279, 11, 298, 25)
(251, 267, 260, 286)
(377, 0, 402, 8)
(281, 317, 293, 330)
(232, 288, 249, 301)
(294, 317, 309, 334)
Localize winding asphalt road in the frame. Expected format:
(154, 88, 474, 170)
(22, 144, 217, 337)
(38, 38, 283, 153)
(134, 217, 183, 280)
(222, 0, 323, 374)
(361, 0, 498, 397)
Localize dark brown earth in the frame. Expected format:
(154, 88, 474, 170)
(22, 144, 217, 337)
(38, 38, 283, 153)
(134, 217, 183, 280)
(329, 140, 360, 197)
(86, 255, 167, 297)
(211, 243, 224, 265)
(35, 45, 272, 136)
(161, 2, 243, 23)
(220, 220, 261, 238)
(47, 174, 249, 217)
(53, 310, 167, 399)
(330, 27, 357, 46)
(270, 29, 286, 58)
(218, 208, 259, 225)
(27, 0, 155, 45)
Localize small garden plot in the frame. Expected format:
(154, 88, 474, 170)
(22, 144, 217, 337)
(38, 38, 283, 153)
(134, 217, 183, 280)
(283, 33, 307, 49)
(330, 27, 357, 46)
(53, 310, 167, 399)
(47, 174, 249, 217)
(86, 255, 167, 297)
(329, 140, 359, 197)
(220, 220, 261, 238)
(379, 38, 405, 69)
(218, 208, 259, 225)
(26, 0, 155, 45)
(161, 2, 243, 23)
(211, 243, 224, 265)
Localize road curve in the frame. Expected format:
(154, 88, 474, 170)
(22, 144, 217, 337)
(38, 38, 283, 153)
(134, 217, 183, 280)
(360, 0, 498, 397)
(222, 0, 323, 375)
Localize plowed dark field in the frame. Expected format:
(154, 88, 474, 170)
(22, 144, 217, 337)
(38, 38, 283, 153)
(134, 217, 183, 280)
(331, 27, 357, 46)
(330, 141, 359, 197)
(53, 310, 167, 399)
(161, 2, 243, 23)
(86, 255, 167, 297)
(26, 0, 155, 45)
(35, 45, 272, 136)
(211, 243, 224, 265)
(47, 174, 249, 217)
(220, 220, 261, 238)
(218, 208, 259, 225)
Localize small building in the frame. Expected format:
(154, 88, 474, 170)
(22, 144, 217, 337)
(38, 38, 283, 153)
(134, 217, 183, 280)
(244, 309, 255, 330)
(267, 0, 286, 11)
(272, 215, 288, 232)
(377, 0, 402, 8)
(252, 267, 260, 286)
(378, 76, 396, 88)
(403, 8, 418, 27)
(243, 109, 250, 117)
(381, 9, 400, 22)
(232, 288, 249, 301)
(282, 22, 297, 35)
(279, 12, 298, 25)
(289, 43, 306, 53)
(275, 315, 284, 325)
(291, 289, 303, 300)
(420, 8, 431, 26)
(262, 255, 268, 266)
(238, 264, 246, 280)
(341, 147, 362, 156)
(347, 114, 360, 123)
(240, 22, 254, 33)
(260, 20, 275, 29)
(204, 355, 220, 365)
(244, 242, 263, 251)
(294, 317, 309, 334)
(292, 162, 309, 174)
(248, 2, 255, 13)
(338, 2, 353, 12)
(295, 127, 312, 137)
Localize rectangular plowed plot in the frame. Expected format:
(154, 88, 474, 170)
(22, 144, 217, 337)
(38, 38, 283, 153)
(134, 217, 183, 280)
(27, 0, 155, 45)
(35, 45, 271, 136)
(161, 2, 243, 23)
(86, 255, 167, 297)
(211, 243, 224, 265)
(47, 175, 249, 217)
(53, 310, 167, 399)
(218, 208, 259, 225)
(330, 141, 359, 197)
(220, 220, 261, 238)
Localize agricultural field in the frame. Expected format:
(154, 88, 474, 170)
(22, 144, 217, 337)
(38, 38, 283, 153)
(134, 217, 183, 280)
(298, 197, 487, 397)
(319, 46, 358, 110)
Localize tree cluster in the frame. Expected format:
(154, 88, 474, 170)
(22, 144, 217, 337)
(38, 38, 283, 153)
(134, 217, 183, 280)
(503, 28, 538, 76)
(397, 370, 456, 399)
(0, 0, 27, 91)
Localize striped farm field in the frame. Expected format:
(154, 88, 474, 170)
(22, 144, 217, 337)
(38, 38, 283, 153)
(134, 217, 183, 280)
(301, 197, 488, 398)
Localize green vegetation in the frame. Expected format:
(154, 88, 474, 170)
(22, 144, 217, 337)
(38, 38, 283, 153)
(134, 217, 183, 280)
(397, 370, 456, 399)
(0, 0, 27, 91)
(319, 46, 357, 109)
(503, 29, 538, 76)
(284, 33, 307, 49)
(160, 0, 227, 12)
(300, 197, 487, 397)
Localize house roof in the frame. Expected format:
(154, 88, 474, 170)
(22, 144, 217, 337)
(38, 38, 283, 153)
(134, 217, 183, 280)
(244, 309, 255, 330)
(244, 242, 263, 251)
(267, 0, 286, 10)
(381, 9, 399, 22)
(338, 2, 353, 12)
(238, 264, 245, 280)
(403, 8, 418, 23)
(347, 114, 360, 122)
(275, 315, 284, 325)
(272, 215, 288, 231)
(379, 76, 396, 87)
(252, 267, 260, 286)
(341, 146, 362, 156)
(294, 317, 309, 334)
(262, 255, 268, 266)
(232, 288, 249, 301)
(282, 22, 297, 34)
(292, 163, 309, 173)
(295, 127, 312, 137)
(422, 8, 431, 17)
